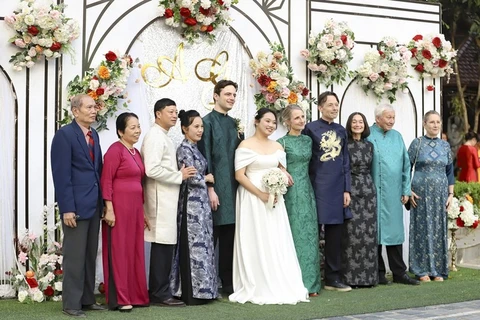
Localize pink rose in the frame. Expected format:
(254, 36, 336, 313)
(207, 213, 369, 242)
(368, 73, 379, 82)
(384, 83, 393, 90)
(280, 87, 290, 98)
(300, 49, 310, 58)
(5, 15, 16, 25)
(318, 64, 327, 73)
(265, 92, 277, 103)
(14, 39, 26, 48)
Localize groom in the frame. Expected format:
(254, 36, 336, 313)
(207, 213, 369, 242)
(198, 80, 242, 295)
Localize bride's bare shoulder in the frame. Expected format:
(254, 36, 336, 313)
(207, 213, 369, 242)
(238, 138, 255, 148)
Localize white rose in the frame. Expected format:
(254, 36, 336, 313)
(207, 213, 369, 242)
(28, 47, 37, 57)
(23, 14, 35, 25)
(158, 6, 166, 16)
(89, 79, 100, 90)
(18, 290, 28, 303)
(44, 49, 53, 57)
(54, 281, 62, 292)
(201, 0, 211, 9)
(16, 274, 24, 281)
(203, 17, 213, 26)
(26, 61, 35, 68)
(165, 17, 175, 26)
(32, 290, 44, 302)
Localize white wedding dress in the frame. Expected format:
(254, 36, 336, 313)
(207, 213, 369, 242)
(229, 148, 309, 305)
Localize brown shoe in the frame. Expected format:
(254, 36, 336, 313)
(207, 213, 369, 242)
(160, 298, 186, 307)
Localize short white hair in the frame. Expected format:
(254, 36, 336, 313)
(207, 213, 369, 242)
(374, 104, 395, 118)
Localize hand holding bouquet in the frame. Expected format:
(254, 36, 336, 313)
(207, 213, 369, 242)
(262, 168, 288, 209)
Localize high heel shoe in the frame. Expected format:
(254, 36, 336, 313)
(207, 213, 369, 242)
(118, 305, 133, 312)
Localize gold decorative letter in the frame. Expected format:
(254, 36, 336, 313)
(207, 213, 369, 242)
(141, 43, 187, 88)
(194, 51, 229, 85)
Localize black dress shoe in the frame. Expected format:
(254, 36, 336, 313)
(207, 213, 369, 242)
(63, 309, 86, 317)
(159, 298, 186, 307)
(324, 280, 352, 292)
(378, 276, 392, 285)
(393, 274, 420, 285)
(82, 303, 106, 311)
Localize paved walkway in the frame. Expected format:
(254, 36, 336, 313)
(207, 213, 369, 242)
(324, 300, 480, 319)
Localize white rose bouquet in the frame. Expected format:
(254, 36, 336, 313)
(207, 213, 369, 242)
(262, 168, 288, 209)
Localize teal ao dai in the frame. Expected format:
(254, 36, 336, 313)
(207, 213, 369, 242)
(170, 139, 218, 301)
(277, 134, 321, 294)
(407, 136, 454, 279)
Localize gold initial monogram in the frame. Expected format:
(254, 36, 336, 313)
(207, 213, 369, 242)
(194, 51, 229, 85)
(141, 43, 187, 88)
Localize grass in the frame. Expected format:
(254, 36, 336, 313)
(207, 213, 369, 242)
(1, 267, 480, 320)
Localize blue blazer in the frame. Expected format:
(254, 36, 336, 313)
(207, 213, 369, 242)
(51, 120, 103, 220)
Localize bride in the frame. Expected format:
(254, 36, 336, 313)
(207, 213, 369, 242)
(229, 108, 309, 305)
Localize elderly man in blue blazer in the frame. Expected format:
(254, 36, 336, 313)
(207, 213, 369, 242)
(51, 94, 105, 317)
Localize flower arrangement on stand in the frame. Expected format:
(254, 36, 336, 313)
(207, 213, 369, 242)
(7, 203, 63, 303)
(407, 34, 457, 91)
(158, 0, 239, 44)
(447, 194, 479, 271)
(355, 37, 412, 103)
(5, 0, 80, 71)
(301, 19, 355, 87)
(249, 43, 314, 118)
(62, 51, 133, 131)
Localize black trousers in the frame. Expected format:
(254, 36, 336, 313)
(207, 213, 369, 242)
(149, 243, 175, 302)
(378, 244, 407, 278)
(323, 224, 344, 284)
(213, 224, 235, 292)
(61, 205, 101, 310)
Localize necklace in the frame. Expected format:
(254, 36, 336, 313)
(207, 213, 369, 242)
(119, 140, 136, 156)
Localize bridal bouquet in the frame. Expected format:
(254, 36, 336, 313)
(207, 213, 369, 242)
(302, 19, 355, 87)
(407, 33, 456, 90)
(355, 37, 411, 103)
(447, 194, 479, 230)
(262, 168, 288, 209)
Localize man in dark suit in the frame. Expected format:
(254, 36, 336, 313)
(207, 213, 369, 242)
(51, 94, 106, 317)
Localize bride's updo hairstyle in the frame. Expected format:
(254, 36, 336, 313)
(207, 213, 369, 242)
(178, 109, 201, 134)
(254, 107, 277, 126)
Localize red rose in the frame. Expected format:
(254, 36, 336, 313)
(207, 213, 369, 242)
(460, 205, 465, 212)
(54, 269, 63, 276)
(218, 0, 224, 5)
(414, 64, 424, 72)
(26, 277, 38, 288)
(27, 26, 39, 36)
(98, 282, 105, 294)
(184, 17, 197, 26)
(164, 8, 174, 18)
(426, 85, 435, 91)
(331, 59, 338, 65)
(258, 74, 272, 87)
(301, 87, 309, 96)
(432, 37, 442, 48)
(457, 217, 465, 228)
(92, 76, 98, 80)
(179, 7, 191, 17)
(96, 88, 105, 96)
(44, 286, 54, 297)
(50, 42, 62, 52)
(199, 7, 210, 15)
(422, 50, 432, 60)
(413, 34, 423, 41)
(438, 59, 448, 68)
(473, 220, 479, 229)
(378, 50, 385, 58)
(340, 34, 347, 44)
(206, 25, 214, 32)
(379, 72, 385, 78)
(105, 51, 117, 62)
(410, 47, 417, 57)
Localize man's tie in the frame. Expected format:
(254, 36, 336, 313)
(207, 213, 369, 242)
(87, 131, 95, 162)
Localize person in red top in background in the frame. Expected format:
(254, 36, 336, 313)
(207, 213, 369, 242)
(457, 131, 480, 182)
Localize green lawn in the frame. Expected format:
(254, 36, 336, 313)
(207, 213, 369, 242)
(1, 267, 480, 320)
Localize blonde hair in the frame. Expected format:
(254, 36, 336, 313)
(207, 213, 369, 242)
(281, 104, 304, 127)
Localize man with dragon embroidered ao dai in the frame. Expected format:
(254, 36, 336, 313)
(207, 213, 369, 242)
(303, 91, 352, 292)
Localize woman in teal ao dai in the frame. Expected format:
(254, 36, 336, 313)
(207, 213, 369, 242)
(277, 105, 321, 295)
(408, 111, 454, 282)
(171, 110, 218, 304)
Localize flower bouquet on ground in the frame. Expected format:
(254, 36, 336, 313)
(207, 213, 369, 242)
(301, 19, 355, 87)
(249, 43, 314, 117)
(158, 0, 238, 44)
(407, 34, 457, 91)
(5, 0, 79, 71)
(261, 168, 288, 209)
(355, 37, 411, 103)
(7, 203, 63, 303)
(62, 51, 133, 131)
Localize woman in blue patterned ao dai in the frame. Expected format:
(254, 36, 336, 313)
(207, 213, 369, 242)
(170, 110, 218, 305)
(408, 111, 454, 282)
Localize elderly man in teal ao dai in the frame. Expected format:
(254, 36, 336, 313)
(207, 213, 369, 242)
(366, 104, 419, 286)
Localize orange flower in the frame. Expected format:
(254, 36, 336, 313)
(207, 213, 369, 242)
(287, 91, 298, 104)
(35, 45, 43, 53)
(97, 66, 110, 79)
(88, 90, 98, 100)
(267, 81, 277, 93)
(25, 270, 35, 278)
(466, 194, 474, 204)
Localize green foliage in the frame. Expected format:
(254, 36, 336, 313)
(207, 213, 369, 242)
(454, 181, 480, 204)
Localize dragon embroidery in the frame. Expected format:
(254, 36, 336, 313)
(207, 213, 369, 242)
(319, 130, 341, 162)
